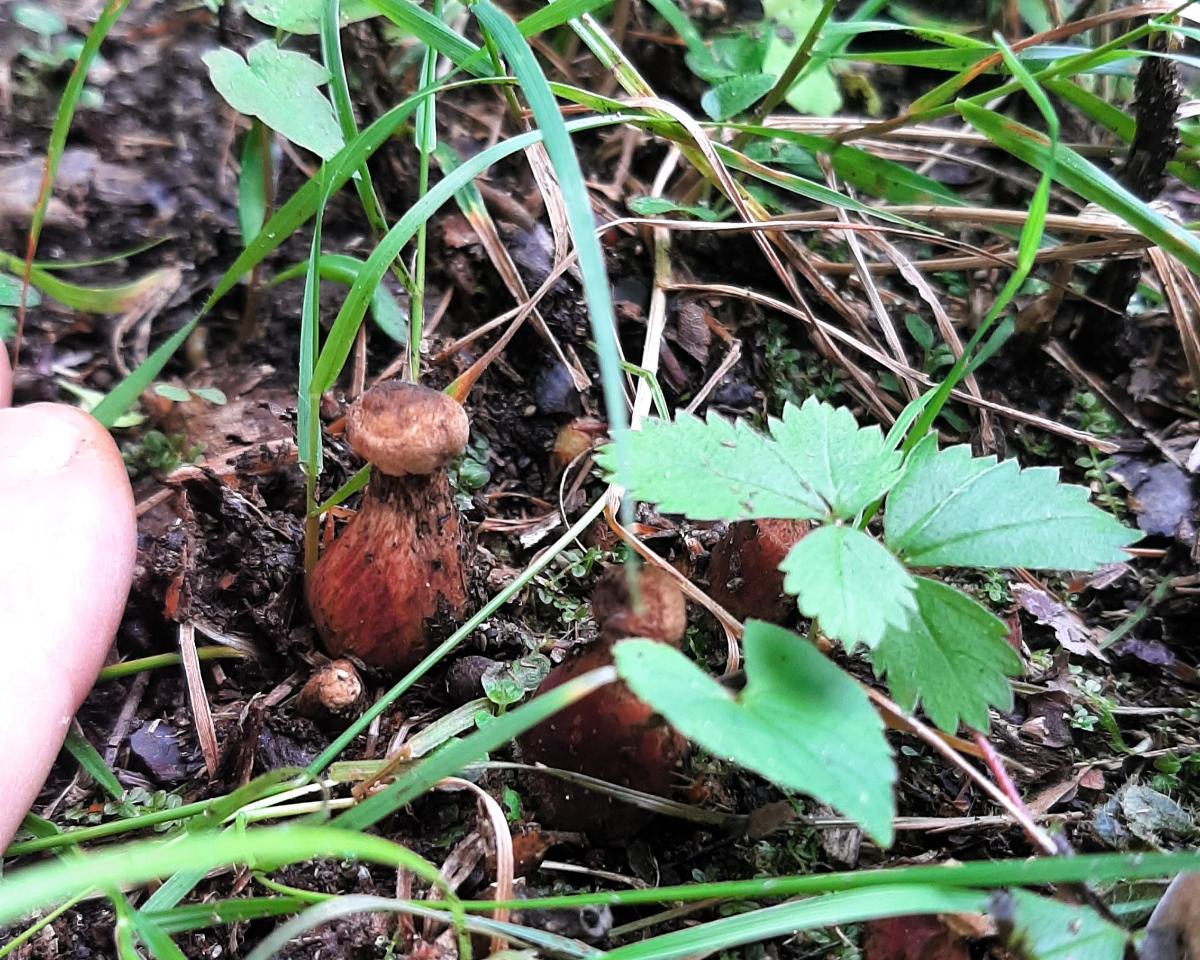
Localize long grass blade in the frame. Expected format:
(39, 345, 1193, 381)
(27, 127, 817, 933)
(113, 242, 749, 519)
(309, 113, 630, 394)
(91, 76, 503, 426)
(958, 101, 1200, 275)
(473, 0, 631, 518)
(17, 0, 130, 344)
(332, 666, 617, 830)
(0, 828, 451, 928)
(606, 886, 990, 960)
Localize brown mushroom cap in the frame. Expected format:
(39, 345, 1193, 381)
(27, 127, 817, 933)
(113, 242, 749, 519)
(346, 381, 470, 476)
(592, 564, 687, 646)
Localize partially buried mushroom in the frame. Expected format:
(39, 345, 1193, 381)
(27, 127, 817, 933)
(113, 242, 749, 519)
(306, 381, 472, 671)
(707, 518, 809, 623)
(520, 564, 689, 837)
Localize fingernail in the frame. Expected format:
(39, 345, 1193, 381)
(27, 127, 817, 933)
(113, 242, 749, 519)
(0, 409, 86, 480)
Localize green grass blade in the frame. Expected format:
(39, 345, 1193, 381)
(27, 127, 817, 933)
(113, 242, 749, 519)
(642, 0, 708, 58)
(332, 665, 617, 831)
(606, 886, 990, 960)
(517, 0, 617, 38)
(123, 909, 186, 960)
(4, 801, 217, 857)
(23, 0, 130, 269)
(322, 0, 391, 238)
(309, 113, 628, 394)
(1043, 77, 1134, 141)
(0, 827, 450, 927)
(367, 0, 615, 78)
(236, 120, 269, 243)
(958, 101, 1200, 275)
(97, 649, 245, 682)
(366, 0, 488, 74)
(903, 39, 1059, 449)
(62, 729, 124, 802)
(143, 897, 308, 935)
(243, 895, 600, 960)
(473, 849, 1200, 913)
(713, 142, 932, 228)
(410, 0, 442, 379)
(0, 252, 175, 314)
(91, 76, 499, 426)
(298, 169, 334, 493)
(728, 124, 964, 206)
(93, 319, 202, 426)
(473, 0, 631, 517)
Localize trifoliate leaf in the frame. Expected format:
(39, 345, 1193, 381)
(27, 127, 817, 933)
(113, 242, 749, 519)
(885, 435, 1138, 570)
(615, 622, 896, 845)
(599, 398, 902, 522)
(203, 42, 344, 160)
(873, 577, 1020, 733)
(769, 397, 903, 518)
(780, 525, 916, 649)
(990, 889, 1127, 960)
(598, 410, 828, 521)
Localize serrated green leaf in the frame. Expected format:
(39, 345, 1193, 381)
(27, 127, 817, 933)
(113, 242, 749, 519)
(599, 411, 829, 521)
(885, 435, 1137, 570)
(780, 525, 915, 649)
(614, 623, 896, 845)
(873, 577, 1020, 733)
(203, 42, 344, 160)
(993, 889, 1127, 960)
(769, 397, 903, 518)
(603, 398, 902, 522)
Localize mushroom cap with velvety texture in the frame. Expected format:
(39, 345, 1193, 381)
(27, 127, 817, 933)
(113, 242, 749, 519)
(346, 380, 469, 477)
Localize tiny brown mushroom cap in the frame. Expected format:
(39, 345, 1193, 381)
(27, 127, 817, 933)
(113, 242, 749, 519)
(347, 381, 469, 476)
(592, 564, 687, 646)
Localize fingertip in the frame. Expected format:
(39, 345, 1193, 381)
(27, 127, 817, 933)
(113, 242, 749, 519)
(0, 347, 11, 408)
(0, 402, 136, 853)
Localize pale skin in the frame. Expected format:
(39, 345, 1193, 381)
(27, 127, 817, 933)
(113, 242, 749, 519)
(0, 347, 137, 851)
(0, 352, 1195, 950)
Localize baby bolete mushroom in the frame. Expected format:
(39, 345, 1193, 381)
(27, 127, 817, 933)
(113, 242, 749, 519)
(520, 564, 688, 836)
(707, 519, 810, 624)
(306, 381, 471, 671)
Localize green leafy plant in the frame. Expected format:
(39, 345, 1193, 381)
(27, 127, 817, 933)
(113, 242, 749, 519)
(62, 788, 183, 833)
(203, 41, 344, 160)
(152, 383, 227, 405)
(448, 436, 492, 511)
(482, 655, 553, 711)
(678, 0, 842, 119)
(599, 396, 1137, 843)
(532, 546, 607, 626)
(122, 430, 203, 477)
